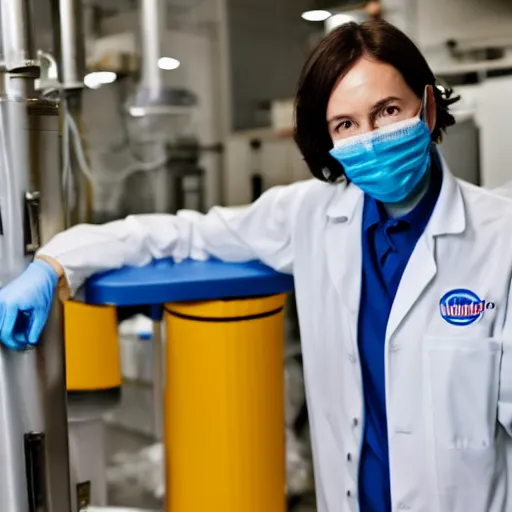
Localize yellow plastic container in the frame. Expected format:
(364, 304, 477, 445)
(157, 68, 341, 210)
(65, 301, 121, 509)
(64, 301, 121, 392)
(164, 294, 287, 512)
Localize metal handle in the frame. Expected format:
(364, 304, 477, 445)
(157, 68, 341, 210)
(24, 432, 47, 512)
(24, 191, 40, 254)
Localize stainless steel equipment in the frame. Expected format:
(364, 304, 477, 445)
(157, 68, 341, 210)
(0, 1, 71, 511)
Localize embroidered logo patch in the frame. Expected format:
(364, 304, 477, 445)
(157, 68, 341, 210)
(439, 289, 495, 326)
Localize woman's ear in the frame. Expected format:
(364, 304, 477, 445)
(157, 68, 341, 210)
(424, 84, 437, 133)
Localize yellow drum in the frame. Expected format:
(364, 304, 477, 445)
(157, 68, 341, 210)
(64, 301, 121, 392)
(164, 294, 287, 512)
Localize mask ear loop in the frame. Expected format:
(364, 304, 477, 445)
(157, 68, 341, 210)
(419, 85, 429, 122)
(421, 85, 437, 150)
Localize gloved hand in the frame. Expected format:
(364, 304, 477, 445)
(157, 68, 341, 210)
(0, 260, 59, 350)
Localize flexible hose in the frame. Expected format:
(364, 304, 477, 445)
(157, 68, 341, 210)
(64, 103, 169, 185)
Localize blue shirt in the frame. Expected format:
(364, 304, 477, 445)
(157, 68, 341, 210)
(357, 162, 442, 512)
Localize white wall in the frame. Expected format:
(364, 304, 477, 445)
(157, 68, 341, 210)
(225, 130, 310, 205)
(471, 76, 512, 188)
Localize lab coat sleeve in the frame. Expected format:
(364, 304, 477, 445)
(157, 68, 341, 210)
(498, 278, 512, 437)
(37, 180, 312, 296)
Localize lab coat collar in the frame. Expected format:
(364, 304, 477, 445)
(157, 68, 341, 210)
(425, 150, 466, 237)
(326, 179, 364, 223)
(326, 148, 467, 238)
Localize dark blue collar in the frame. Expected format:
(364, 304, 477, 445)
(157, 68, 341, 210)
(363, 149, 442, 236)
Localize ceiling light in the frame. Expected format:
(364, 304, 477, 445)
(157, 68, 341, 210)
(158, 57, 181, 70)
(128, 107, 146, 117)
(301, 9, 331, 22)
(84, 71, 117, 89)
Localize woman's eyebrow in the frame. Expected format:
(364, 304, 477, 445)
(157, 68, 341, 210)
(327, 96, 402, 125)
(327, 113, 352, 125)
(370, 96, 401, 116)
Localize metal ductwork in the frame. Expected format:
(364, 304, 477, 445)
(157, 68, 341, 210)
(56, 0, 86, 90)
(126, 0, 196, 117)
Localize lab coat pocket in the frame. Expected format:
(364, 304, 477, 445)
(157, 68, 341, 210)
(425, 336, 501, 450)
(424, 336, 502, 508)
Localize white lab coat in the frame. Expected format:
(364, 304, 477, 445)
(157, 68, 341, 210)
(39, 161, 512, 512)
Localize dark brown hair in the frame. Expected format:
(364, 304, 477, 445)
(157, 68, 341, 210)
(294, 20, 458, 182)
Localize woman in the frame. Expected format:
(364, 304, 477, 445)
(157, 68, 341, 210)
(3, 20, 512, 512)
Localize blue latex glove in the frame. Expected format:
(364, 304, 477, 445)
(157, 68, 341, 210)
(0, 260, 59, 350)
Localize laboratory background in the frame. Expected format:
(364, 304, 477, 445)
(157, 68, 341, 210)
(0, 0, 511, 511)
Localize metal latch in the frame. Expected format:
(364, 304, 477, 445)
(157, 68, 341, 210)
(76, 481, 91, 511)
(24, 432, 47, 512)
(24, 191, 40, 254)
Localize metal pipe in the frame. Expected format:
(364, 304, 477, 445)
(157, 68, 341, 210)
(140, 0, 165, 92)
(57, 0, 85, 89)
(0, 0, 37, 71)
(214, 0, 231, 205)
(128, 0, 196, 117)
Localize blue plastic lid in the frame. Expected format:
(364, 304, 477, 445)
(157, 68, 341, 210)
(85, 258, 294, 307)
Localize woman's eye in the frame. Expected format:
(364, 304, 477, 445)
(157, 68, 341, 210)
(381, 106, 399, 117)
(337, 120, 353, 131)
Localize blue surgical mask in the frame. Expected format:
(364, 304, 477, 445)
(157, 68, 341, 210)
(329, 116, 432, 203)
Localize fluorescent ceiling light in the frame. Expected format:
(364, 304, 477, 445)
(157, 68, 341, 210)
(128, 106, 146, 117)
(84, 71, 117, 89)
(301, 9, 331, 22)
(158, 57, 181, 70)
